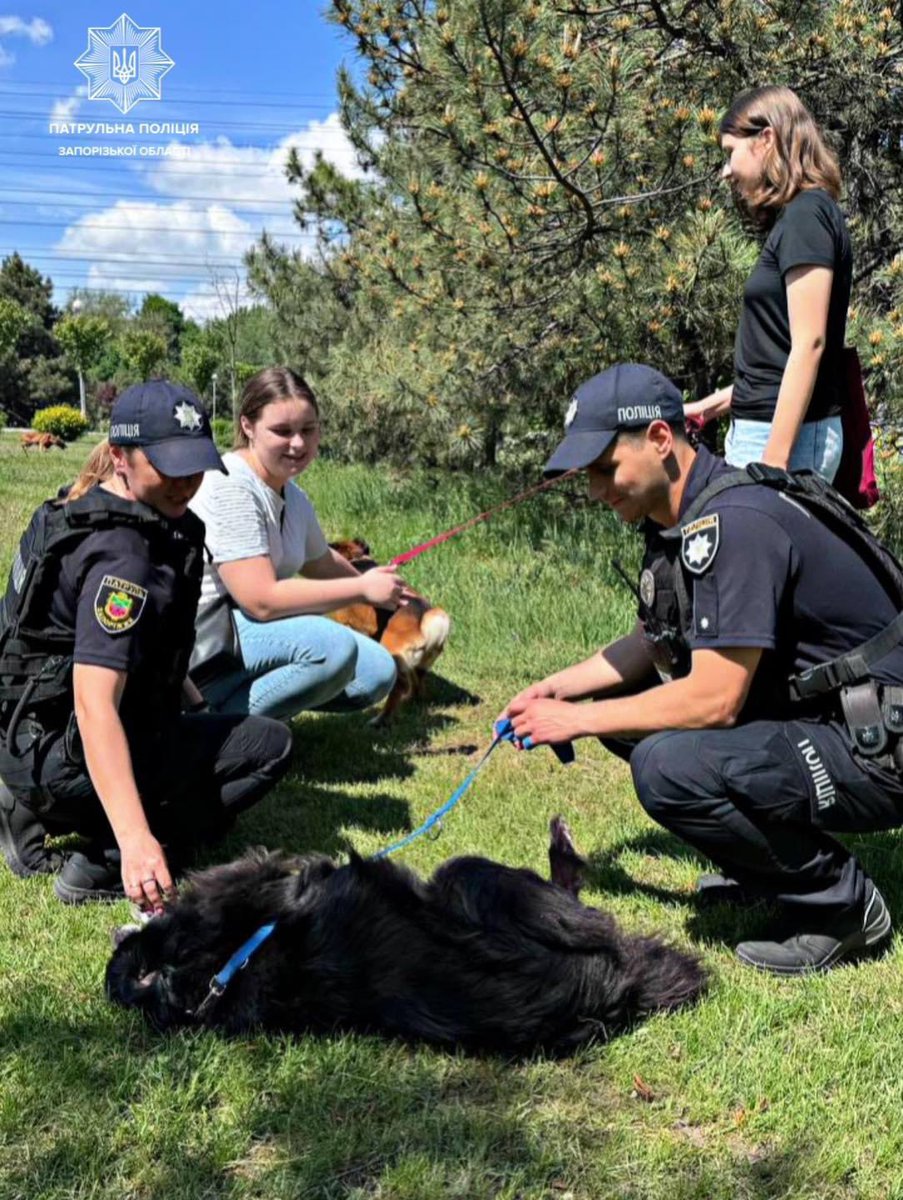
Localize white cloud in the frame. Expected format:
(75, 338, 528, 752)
(0, 15, 52, 65)
(178, 274, 256, 324)
(142, 113, 364, 241)
(52, 111, 364, 319)
(56, 200, 258, 302)
(50, 85, 87, 124)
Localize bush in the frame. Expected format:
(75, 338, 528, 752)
(0, 410, 7, 432)
(32, 404, 90, 442)
(211, 416, 234, 449)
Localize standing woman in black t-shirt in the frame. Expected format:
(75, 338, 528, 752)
(684, 86, 851, 480)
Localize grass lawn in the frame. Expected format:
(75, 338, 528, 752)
(1, 433, 903, 1199)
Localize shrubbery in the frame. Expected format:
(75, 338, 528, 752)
(211, 416, 234, 449)
(32, 404, 90, 442)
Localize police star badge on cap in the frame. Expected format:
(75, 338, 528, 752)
(173, 401, 202, 431)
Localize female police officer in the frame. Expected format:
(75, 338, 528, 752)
(0, 381, 292, 912)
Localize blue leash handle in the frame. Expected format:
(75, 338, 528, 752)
(493, 716, 575, 765)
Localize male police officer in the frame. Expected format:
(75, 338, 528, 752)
(503, 363, 903, 974)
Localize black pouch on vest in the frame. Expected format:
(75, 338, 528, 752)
(881, 685, 903, 734)
(840, 681, 888, 757)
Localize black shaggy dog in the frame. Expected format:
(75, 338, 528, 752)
(106, 819, 706, 1056)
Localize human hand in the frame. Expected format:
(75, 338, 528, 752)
(509, 699, 584, 748)
(119, 831, 175, 915)
(361, 564, 406, 609)
(499, 681, 556, 726)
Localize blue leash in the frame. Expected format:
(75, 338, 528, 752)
(370, 730, 505, 859)
(189, 720, 575, 1016)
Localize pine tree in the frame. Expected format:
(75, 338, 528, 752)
(254, 0, 903, 469)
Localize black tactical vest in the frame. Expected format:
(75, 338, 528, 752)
(0, 489, 204, 750)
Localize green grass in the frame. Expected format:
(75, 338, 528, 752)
(2, 433, 903, 1199)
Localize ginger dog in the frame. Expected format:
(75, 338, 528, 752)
(21, 432, 66, 451)
(329, 538, 451, 724)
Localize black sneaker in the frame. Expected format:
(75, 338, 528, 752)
(0, 779, 64, 878)
(735, 882, 892, 976)
(54, 844, 124, 904)
(695, 873, 749, 906)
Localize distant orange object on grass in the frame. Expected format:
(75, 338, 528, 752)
(20, 431, 66, 451)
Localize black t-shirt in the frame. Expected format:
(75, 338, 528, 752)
(642, 448, 903, 719)
(50, 506, 203, 731)
(732, 188, 852, 423)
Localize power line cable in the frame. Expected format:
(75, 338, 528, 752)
(0, 79, 348, 100)
(0, 247, 263, 266)
(0, 109, 353, 136)
(0, 189, 302, 211)
(5, 92, 340, 113)
(0, 216, 313, 237)
(0, 147, 356, 172)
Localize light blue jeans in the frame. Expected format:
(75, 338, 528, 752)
(725, 416, 843, 483)
(202, 612, 397, 721)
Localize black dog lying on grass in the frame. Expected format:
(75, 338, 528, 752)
(106, 819, 706, 1055)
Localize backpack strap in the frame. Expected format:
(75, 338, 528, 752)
(661, 462, 903, 705)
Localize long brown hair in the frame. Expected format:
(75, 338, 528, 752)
(720, 86, 841, 223)
(234, 367, 319, 449)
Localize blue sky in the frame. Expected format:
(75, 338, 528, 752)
(0, 4, 357, 319)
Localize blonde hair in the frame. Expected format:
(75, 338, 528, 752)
(720, 86, 841, 221)
(66, 439, 115, 502)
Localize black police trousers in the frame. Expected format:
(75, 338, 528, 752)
(605, 717, 903, 926)
(1, 711, 293, 852)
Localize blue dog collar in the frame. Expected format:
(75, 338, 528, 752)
(192, 921, 277, 1017)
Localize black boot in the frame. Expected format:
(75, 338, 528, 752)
(54, 843, 124, 904)
(0, 778, 64, 878)
(735, 881, 892, 975)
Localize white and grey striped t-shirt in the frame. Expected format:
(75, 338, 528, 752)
(189, 451, 329, 615)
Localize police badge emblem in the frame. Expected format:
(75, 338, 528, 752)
(639, 568, 656, 608)
(173, 401, 202, 431)
(94, 575, 148, 634)
(680, 513, 720, 575)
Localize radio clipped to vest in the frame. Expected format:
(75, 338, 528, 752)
(612, 559, 690, 682)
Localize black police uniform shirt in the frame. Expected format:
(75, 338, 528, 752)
(49, 512, 201, 733)
(732, 188, 852, 424)
(642, 447, 903, 720)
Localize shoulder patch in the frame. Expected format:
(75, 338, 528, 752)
(680, 512, 720, 575)
(94, 574, 147, 634)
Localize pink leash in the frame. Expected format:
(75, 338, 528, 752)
(389, 468, 580, 567)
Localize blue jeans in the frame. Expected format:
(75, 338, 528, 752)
(725, 416, 843, 483)
(202, 612, 397, 721)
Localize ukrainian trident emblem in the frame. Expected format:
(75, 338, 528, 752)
(111, 47, 137, 85)
(75, 13, 174, 115)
